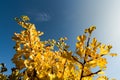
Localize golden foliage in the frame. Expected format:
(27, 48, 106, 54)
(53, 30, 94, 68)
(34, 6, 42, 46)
(0, 16, 116, 80)
(97, 76, 108, 80)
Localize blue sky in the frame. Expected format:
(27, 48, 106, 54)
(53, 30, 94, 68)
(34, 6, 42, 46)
(0, 0, 120, 79)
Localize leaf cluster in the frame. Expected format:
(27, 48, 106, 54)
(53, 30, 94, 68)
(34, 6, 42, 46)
(0, 16, 117, 80)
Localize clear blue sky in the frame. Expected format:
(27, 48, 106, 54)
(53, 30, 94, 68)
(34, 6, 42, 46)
(0, 0, 120, 79)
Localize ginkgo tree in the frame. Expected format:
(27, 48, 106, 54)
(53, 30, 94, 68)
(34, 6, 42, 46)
(0, 15, 117, 80)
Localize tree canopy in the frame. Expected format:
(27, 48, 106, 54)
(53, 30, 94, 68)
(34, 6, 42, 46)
(0, 16, 117, 80)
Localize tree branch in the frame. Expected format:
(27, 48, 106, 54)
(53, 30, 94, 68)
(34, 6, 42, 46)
(72, 56, 83, 66)
(82, 70, 101, 77)
(87, 37, 90, 47)
(80, 35, 91, 80)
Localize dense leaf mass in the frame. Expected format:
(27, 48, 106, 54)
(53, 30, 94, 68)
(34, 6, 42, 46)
(0, 16, 117, 80)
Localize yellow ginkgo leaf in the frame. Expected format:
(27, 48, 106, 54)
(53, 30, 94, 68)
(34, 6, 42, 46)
(21, 15, 30, 22)
(109, 53, 117, 57)
(98, 71, 105, 74)
(84, 26, 96, 34)
(97, 76, 108, 80)
(77, 35, 86, 42)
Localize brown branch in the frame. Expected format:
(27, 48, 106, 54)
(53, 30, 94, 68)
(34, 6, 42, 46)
(80, 35, 91, 80)
(87, 37, 90, 47)
(82, 70, 101, 77)
(72, 56, 83, 66)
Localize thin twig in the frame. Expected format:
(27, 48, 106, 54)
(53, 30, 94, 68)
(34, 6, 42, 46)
(72, 56, 83, 65)
(82, 70, 101, 77)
